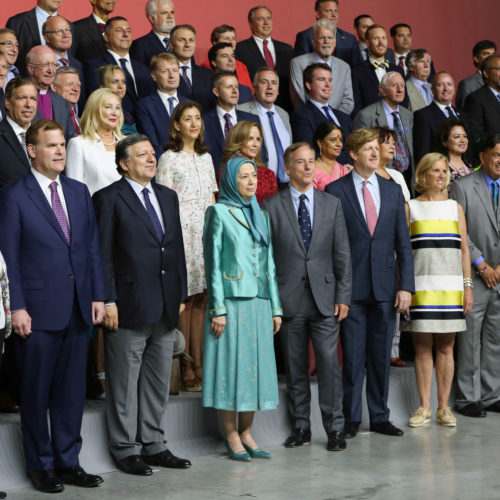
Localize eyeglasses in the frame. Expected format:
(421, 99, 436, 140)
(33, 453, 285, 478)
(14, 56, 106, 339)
(44, 28, 71, 36)
(0, 41, 19, 48)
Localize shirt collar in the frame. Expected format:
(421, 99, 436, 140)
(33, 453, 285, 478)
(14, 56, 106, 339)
(314, 53, 332, 66)
(433, 100, 452, 112)
(256, 100, 275, 114)
(35, 5, 55, 20)
(410, 75, 426, 88)
(108, 50, 130, 63)
(482, 170, 499, 189)
(217, 105, 236, 122)
(92, 13, 107, 24)
(158, 89, 178, 99)
(6, 116, 28, 136)
(253, 35, 272, 43)
(290, 184, 314, 203)
(179, 59, 192, 70)
(488, 86, 500, 99)
(352, 168, 378, 187)
(382, 99, 399, 115)
(125, 176, 153, 196)
(31, 166, 60, 190)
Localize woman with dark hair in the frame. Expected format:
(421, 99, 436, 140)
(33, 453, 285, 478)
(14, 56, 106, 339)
(221, 121, 278, 204)
(437, 118, 474, 184)
(312, 122, 350, 191)
(156, 101, 218, 392)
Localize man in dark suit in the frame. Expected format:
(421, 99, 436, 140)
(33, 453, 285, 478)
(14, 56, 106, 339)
(0, 119, 105, 493)
(262, 142, 352, 451)
(464, 54, 500, 143)
(413, 71, 465, 163)
(168, 24, 213, 111)
(136, 52, 187, 158)
(351, 24, 406, 117)
(51, 67, 82, 134)
(131, 0, 176, 67)
(325, 127, 414, 439)
(293, 0, 361, 67)
(93, 134, 190, 476)
(0, 78, 38, 187)
(235, 5, 293, 112)
(353, 15, 395, 65)
(291, 63, 353, 164)
(73, 0, 115, 62)
(84, 16, 156, 117)
(203, 71, 260, 174)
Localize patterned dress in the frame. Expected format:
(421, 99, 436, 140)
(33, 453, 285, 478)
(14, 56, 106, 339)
(403, 199, 466, 333)
(156, 150, 218, 296)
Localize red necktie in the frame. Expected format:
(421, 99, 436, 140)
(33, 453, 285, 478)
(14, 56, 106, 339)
(398, 55, 405, 68)
(97, 23, 106, 33)
(70, 107, 81, 135)
(263, 39, 275, 69)
(60, 57, 68, 66)
(362, 180, 378, 236)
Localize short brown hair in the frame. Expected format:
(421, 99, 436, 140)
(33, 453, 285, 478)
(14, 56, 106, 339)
(345, 128, 379, 153)
(414, 152, 450, 193)
(284, 142, 313, 167)
(365, 24, 386, 40)
(5, 77, 35, 101)
(26, 119, 64, 147)
(150, 52, 179, 72)
(210, 24, 235, 45)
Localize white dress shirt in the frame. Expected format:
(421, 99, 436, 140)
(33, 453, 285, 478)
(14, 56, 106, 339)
(107, 50, 137, 93)
(434, 100, 456, 117)
(7, 117, 29, 147)
(369, 57, 387, 82)
(216, 105, 237, 134)
(124, 178, 165, 233)
(290, 185, 314, 228)
(252, 35, 276, 65)
(352, 169, 380, 220)
(158, 90, 179, 116)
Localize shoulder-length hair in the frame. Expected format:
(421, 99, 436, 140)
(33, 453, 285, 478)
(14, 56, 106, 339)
(414, 152, 451, 193)
(221, 121, 263, 166)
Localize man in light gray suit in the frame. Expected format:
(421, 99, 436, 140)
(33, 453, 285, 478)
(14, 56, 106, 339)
(354, 71, 413, 190)
(456, 40, 496, 110)
(406, 49, 433, 112)
(262, 142, 352, 452)
(290, 19, 353, 115)
(237, 66, 292, 185)
(450, 132, 500, 418)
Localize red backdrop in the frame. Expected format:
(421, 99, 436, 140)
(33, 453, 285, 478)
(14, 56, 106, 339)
(1, 0, 499, 83)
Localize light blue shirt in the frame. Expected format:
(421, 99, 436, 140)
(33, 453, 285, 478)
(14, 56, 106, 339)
(488, 86, 500, 102)
(314, 54, 332, 68)
(255, 101, 291, 181)
(124, 177, 165, 233)
(290, 185, 314, 229)
(382, 99, 400, 129)
(309, 98, 340, 126)
(410, 76, 433, 105)
(352, 169, 380, 220)
(35, 6, 56, 46)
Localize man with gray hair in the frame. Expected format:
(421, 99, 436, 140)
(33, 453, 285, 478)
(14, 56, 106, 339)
(290, 18, 353, 114)
(131, 0, 176, 67)
(405, 49, 433, 112)
(51, 66, 82, 134)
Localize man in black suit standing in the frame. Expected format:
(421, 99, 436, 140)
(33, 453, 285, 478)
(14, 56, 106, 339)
(235, 5, 293, 112)
(131, 0, 176, 67)
(93, 134, 190, 476)
(73, 0, 116, 62)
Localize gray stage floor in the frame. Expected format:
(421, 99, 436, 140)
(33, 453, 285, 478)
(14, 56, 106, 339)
(5, 410, 500, 500)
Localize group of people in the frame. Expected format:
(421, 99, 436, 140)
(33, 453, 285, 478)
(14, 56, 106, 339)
(0, 0, 499, 497)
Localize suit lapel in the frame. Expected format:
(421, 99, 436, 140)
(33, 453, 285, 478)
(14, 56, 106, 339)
(152, 181, 171, 243)
(374, 175, 389, 237)
(249, 38, 266, 67)
(28, 9, 42, 45)
(280, 189, 306, 253)
(375, 101, 389, 127)
(308, 189, 323, 250)
(365, 61, 380, 89)
(0, 122, 31, 169)
(209, 111, 225, 150)
(473, 172, 498, 234)
(229, 207, 250, 229)
(342, 173, 370, 235)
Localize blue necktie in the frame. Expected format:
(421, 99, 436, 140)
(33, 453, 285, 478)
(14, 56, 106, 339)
(445, 105, 455, 118)
(422, 84, 433, 105)
(322, 105, 338, 125)
(142, 187, 164, 242)
(163, 37, 171, 52)
(119, 58, 137, 97)
(168, 96, 175, 116)
(298, 194, 312, 251)
(492, 181, 499, 207)
(266, 111, 287, 183)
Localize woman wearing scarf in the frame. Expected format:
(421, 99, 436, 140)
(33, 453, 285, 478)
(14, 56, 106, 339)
(202, 157, 282, 462)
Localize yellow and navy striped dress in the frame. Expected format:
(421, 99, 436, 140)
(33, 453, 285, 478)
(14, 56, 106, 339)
(404, 199, 466, 333)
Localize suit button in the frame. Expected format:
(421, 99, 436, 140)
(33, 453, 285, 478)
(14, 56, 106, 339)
(253, 262, 257, 266)
(253, 253, 257, 257)
(253, 244, 258, 248)
(161, 247, 165, 252)
(161, 270, 165, 275)
(68, 274, 74, 279)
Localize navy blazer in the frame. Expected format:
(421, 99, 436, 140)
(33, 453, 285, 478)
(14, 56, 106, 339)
(325, 172, 414, 301)
(131, 30, 169, 67)
(0, 119, 32, 188)
(235, 37, 293, 112)
(291, 101, 353, 165)
(34, 89, 77, 142)
(0, 172, 105, 330)
(464, 85, 500, 141)
(351, 60, 406, 117)
(177, 63, 213, 112)
(92, 177, 187, 329)
(293, 26, 362, 67)
(73, 14, 106, 62)
(135, 92, 188, 158)
(203, 108, 260, 175)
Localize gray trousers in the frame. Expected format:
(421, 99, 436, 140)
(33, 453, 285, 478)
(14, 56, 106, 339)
(456, 286, 500, 409)
(280, 287, 344, 434)
(104, 316, 174, 460)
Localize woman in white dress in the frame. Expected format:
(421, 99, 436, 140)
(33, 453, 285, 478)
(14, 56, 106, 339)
(156, 100, 218, 391)
(66, 88, 124, 195)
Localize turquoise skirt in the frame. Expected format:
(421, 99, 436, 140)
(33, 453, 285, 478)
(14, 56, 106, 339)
(202, 297, 279, 412)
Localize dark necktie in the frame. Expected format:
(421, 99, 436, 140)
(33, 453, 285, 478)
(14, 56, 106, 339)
(223, 113, 233, 139)
(119, 58, 137, 97)
(266, 111, 286, 183)
(11, 66, 19, 76)
(392, 111, 410, 173)
(19, 131, 30, 162)
(322, 105, 337, 124)
(398, 55, 405, 68)
(298, 194, 312, 251)
(142, 187, 164, 242)
(168, 96, 175, 116)
(181, 66, 192, 93)
(263, 39, 275, 69)
(362, 180, 378, 236)
(49, 181, 71, 243)
(492, 181, 499, 207)
(445, 105, 455, 118)
(97, 23, 106, 33)
(59, 57, 68, 66)
(163, 37, 171, 52)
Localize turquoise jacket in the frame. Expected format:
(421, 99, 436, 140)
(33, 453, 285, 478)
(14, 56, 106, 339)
(203, 203, 282, 318)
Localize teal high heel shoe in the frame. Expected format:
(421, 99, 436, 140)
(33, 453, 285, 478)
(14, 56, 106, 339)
(224, 440, 251, 462)
(242, 442, 272, 459)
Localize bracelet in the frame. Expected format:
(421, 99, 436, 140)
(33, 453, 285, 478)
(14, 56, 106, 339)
(464, 282, 474, 289)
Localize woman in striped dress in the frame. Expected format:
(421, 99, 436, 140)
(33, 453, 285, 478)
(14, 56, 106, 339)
(403, 153, 474, 428)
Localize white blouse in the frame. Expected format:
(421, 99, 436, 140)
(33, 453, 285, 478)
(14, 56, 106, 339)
(385, 167, 411, 202)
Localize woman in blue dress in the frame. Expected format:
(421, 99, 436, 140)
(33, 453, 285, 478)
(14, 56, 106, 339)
(202, 156, 282, 461)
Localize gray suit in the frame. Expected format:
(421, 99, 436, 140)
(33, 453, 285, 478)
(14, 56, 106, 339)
(456, 71, 484, 110)
(262, 188, 352, 433)
(406, 78, 429, 113)
(289, 53, 353, 114)
(450, 171, 500, 410)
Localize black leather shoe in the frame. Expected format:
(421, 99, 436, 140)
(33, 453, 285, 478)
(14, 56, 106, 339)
(116, 455, 153, 476)
(0, 491, 6, 499)
(484, 401, 500, 413)
(370, 421, 404, 436)
(343, 422, 360, 439)
(27, 469, 64, 493)
(456, 402, 487, 418)
(284, 428, 311, 448)
(142, 449, 191, 469)
(326, 431, 346, 451)
(55, 465, 103, 487)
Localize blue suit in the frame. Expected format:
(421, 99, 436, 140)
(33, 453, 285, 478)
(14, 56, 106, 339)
(130, 30, 169, 67)
(135, 93, 188, 158)
(291, 101, 353, 165)
(0, 172, 105, 470)
(325, 173, 414, 424)
(177, 63, 214, 112)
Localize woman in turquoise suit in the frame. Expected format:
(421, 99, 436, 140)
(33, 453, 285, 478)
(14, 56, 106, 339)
(202, 156, 282, 461)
